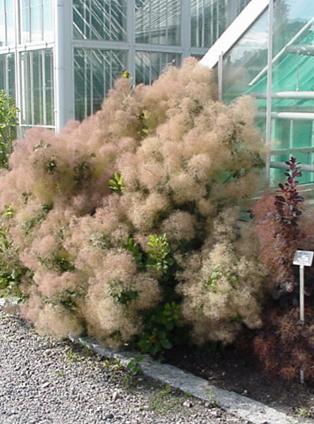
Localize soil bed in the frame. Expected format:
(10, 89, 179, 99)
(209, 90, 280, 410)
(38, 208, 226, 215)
(165, 345, 314, 420)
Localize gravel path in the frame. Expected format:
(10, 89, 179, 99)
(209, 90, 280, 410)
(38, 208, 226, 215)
(0, 311, 250, 424)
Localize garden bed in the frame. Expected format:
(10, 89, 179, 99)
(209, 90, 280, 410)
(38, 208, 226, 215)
(165, 345, 314, 420)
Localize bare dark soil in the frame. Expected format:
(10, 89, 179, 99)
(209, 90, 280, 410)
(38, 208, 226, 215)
(165, 344, 314, 420)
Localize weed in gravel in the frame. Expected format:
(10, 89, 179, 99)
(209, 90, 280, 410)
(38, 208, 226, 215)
(65, 348, 82, 363)
(102, 358, 124, 373)
(294, 406, 312, 418)
(148, 384, 183, 415)
(206, 388, 218, 407)
(122, 355, 144, 388)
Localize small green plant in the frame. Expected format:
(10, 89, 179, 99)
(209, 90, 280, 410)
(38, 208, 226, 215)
(147, 234, 173, 275)
(112, 288, 139, 306)
(108, 172, 125, 193)
(0, 90, 18, 168)
(137, 302, 181, 355)
(122, 355, 144, 387)
(109, 280, 139, 306)
(124, 237, 145, 270)
(204, 266, 240, 292)
(0, 227, 30, 299)
(127, 355, 143, 376)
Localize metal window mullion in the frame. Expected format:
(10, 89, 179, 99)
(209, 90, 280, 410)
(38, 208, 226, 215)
(4, 54, 8, 91)
(201, 0, 205, 47)
(311, 122, 314, 175)
(14, 0, 22, 132)
(265, 0, 274, 186)
(20, 53, 26, 123)
(109, 51, 113, 90)
(30, 51, 34, 125)
(210, 0, 214, 45)
(289, 120, 294, 150)
(4, 0, 7, 46)
(148, 51, 152, 84)
(195, 0, 199, 47)
(42, 50, 46, 125)
(216, 1, 220, 39)
(149, 0, 152, 44)
(29, 0, 32, 43)
(103, 50, 106, 99)
(41, 0, 44, 41)
(181, 0, 191, 58)
(127, 0, 135, 81)
(109, 0, 112, 40)
(165, 0, 168, 44)
(218, 52, 223, 101)
(84, 50, 87, 117)
(90, 51, 94, 115)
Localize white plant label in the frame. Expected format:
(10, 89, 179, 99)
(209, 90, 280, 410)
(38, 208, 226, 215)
(293, 250, 314, 267)
(293, 250, 313, 328)
(293, 250, 313, 384)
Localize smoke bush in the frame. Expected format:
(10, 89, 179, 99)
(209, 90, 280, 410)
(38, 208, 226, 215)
(0, 59, 266, 350)
(252, 160, 314, 383)
(253, 157, 304, 294)
(254, 305, 314, 383)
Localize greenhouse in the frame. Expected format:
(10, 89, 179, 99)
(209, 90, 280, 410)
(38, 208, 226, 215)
(0, 1, 313, 186)
(0, 0, 249, 130)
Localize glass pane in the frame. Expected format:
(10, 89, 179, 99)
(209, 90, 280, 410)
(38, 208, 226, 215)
(0, 0, 5, 46)
(20, 49, 54, 126)
(21, 0, 31, 43)
(135, 51, 181, 85)
(45, 50, 54, 125)
(222, 9, 268, 103)
(32, 50, 43, 125)
(20, 51, 32, 125)
(0, 55, 5, 90)
(43, 0, 53, 42)
(191, 0, 251, 48)
(30, 0, 43, 42)
(73, 0, 127, 41)
(271, 0, 314, 184)
(74, 48, 127, 121)
(135, 0, 181, 45)
(7, 53, 15, 98)
(0, 54, 16, 99)
(6, 0, 15, 45)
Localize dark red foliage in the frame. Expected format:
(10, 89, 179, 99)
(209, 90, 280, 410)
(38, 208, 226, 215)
(274, 157, 304, 228)
(253, 157, 304, 293)
(253, 305, 314, 384)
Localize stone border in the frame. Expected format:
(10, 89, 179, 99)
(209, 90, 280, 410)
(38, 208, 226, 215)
(70, 335, 311, 424)
(1, 298, 312, 424)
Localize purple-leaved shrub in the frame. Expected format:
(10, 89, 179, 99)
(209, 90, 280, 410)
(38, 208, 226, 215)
(0, 59, 267, 350)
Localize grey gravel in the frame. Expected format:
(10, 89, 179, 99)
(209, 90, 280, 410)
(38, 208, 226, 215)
(0, 311, 249, 424)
